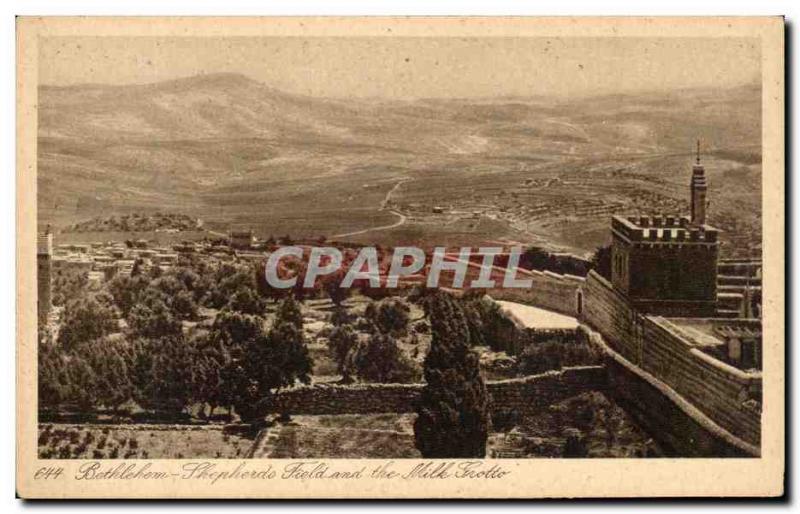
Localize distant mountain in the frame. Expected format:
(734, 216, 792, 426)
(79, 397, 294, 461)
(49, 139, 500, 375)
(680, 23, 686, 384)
(37, 73, 761, 234)
(40, 73, 371, 142)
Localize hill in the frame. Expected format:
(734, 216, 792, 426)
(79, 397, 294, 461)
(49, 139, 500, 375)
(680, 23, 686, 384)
(37, 73, 762, 256)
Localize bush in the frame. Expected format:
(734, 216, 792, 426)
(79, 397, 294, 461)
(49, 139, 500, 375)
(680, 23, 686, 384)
(364, 299, 411, 337)
(327, 325, 359, 382)
(351, 333, 420, 384)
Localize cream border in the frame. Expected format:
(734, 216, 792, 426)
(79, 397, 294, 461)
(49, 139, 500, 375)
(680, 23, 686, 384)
(16, 16, 785, 499)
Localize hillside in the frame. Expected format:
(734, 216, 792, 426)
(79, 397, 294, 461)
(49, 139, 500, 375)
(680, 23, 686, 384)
(37, 73, 762, 256)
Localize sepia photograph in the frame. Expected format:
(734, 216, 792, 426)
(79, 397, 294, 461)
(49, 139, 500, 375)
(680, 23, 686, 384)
(15, 16, 785, 499)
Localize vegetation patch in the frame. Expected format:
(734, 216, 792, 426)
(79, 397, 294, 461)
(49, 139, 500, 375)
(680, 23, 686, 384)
(37, 424, 254, 459)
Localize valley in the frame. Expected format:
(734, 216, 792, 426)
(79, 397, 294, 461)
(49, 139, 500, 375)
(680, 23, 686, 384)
(38, 73, 762, 257)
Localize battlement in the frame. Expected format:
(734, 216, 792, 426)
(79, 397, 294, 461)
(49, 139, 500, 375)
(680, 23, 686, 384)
(612, 215, 719, 244)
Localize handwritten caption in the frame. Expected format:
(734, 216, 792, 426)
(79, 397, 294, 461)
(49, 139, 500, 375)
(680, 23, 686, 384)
(60, 460, 510, 484)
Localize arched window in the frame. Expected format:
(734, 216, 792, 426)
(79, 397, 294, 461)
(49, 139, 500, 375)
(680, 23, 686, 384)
(576, 290, 584, 315)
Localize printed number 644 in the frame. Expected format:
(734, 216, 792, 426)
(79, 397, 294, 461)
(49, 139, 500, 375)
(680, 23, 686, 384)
(34, 466, 64, 480)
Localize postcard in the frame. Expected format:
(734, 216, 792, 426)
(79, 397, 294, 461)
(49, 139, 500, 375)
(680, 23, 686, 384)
(16, 16, 784, 499)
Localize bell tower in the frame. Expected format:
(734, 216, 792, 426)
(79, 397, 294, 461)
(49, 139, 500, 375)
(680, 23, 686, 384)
(690, 139, 707, 226)
(37, 227, 53, 323)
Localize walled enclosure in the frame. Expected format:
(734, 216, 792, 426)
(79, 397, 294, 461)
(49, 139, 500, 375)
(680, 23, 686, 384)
(265, 366, 606, 418)
(582, 270, 761, 451)
(487, 269, 585, 317)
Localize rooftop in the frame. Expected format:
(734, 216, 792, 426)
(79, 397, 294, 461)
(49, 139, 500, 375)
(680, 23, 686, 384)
(612, 215, 719, 244)
(495, 301, 579, 331)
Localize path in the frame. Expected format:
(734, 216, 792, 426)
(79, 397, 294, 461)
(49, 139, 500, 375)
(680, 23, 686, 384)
(331, 178, 410, 239)
(203, 178, 411, 241)
(331, 210, 407, 239)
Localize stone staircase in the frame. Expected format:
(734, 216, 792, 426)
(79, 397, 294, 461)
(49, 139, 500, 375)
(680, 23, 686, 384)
(245, 425, 284, 458)
(715, 260, 761, 318)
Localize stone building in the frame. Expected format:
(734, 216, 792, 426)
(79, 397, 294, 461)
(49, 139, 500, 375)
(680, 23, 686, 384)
(610, 146, 719, 317)
(229, 229, 255, 249)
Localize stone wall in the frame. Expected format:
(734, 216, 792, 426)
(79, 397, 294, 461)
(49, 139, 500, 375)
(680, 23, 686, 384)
(489, 270, 585, 317)
(268, 366, 607, 418)
(271, 382, 420, 416)
(582, 271, 640, 361)
(603, 352, 758, 457)
(581, 271, 761, 449)
(641, 316, 762, 445)
(488, 366, 607, 418)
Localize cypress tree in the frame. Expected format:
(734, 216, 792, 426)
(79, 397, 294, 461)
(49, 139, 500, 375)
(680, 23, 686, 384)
(275, 295, 304, 330)
(414, 291, 491, 457)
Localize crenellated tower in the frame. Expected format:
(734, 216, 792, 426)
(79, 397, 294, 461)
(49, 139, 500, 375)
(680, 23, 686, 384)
(610, 145, 720, 317)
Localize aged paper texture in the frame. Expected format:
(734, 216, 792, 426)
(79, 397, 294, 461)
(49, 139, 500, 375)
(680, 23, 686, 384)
(16, 16, 784, 499)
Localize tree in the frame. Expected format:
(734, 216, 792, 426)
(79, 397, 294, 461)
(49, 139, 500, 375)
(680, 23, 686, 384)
(107, 274, 149, 317)
(147, 275, 200, 320)
(51, 268, 89, 307)
(57, 296, 118, 351)
(128, 338, 155, 412)
(232, 319, 313, 422)
(364, 299, 410, 337)
(187, 297, 315, 423)
(234, 296, 313, 422)
(191, 334, 227, 418)
(211, 310, 265, 347)
(126, 294, 182, 340)
(327, 324, 359, 383)
(275, 296, 304, 330)
(519, 246, 550, 271)
(173, 266, 207, 302)
(351, 332, 420, 384)
(150, 275, 185, 298)
(414, 291, 491, 458)
(460, 293, 489, 347)
(65, 355, 99, 414)
(227, 286, 266, 315)
(85, 339, 133, 414)
(38, 335, 66, 415)
(148, 334, 195, 417)
(130, 334, 194, 417)
(171, 289, 199, 320)
(207, 311, 265, 419)
(265, 321, 313, 388)
(130, 258, 144, 277)
(203, 263, 258, 309)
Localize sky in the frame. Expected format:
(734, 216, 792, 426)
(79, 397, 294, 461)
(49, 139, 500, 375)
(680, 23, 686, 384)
(39, 36, 761, 99)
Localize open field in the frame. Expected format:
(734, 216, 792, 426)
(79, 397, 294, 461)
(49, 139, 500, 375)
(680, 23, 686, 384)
(37, 392, 662, 459)
(39, 74, 761, 257)
(37, 423, 254, 459)
(258, 414, 421, 459)
(248, 391, 661, 459)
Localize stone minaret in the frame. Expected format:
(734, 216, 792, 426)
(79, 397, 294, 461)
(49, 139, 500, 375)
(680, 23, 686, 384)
(37, 227, 53, 323)
(690, 139, 707, 226)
